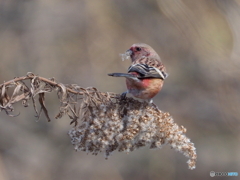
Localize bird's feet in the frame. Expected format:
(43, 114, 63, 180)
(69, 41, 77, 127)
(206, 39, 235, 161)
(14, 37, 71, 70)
(148, 99, 153, 104)
(149, 100, 160, 111)
(120, 91, 128, 100)
(147, 99, 159, 109)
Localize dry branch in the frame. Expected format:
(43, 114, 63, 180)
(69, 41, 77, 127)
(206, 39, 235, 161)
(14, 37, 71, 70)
(0, 72, 197, 169)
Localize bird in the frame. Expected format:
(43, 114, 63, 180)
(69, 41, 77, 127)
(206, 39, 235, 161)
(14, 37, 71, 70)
(108, 43, 168, 103)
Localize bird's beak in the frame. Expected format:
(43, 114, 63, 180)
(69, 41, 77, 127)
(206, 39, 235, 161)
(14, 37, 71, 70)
(120, 49, 132, 61)
(125, 49, 133, 56)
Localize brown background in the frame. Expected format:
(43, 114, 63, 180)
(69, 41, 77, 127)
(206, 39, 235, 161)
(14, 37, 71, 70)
(0, 0, 239, 180)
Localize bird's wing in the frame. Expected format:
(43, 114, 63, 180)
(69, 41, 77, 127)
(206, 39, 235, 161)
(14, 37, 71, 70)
(133, 56, 164, 71)
(128, 64, 168, 79)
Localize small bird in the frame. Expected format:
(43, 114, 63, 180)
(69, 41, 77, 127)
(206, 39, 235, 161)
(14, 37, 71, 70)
(108, 43, 168, 103)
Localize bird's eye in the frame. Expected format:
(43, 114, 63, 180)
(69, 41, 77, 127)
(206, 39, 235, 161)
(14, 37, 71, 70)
(136, 47, 141, 51)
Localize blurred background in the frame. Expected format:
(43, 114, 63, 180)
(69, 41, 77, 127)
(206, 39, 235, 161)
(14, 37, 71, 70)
(0, 0, 239, 179)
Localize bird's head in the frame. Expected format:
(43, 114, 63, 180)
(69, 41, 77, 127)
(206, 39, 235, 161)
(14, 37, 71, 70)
(126, 43, 161, 62)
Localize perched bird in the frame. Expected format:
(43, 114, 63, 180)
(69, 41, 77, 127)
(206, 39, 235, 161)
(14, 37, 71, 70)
(108, 43, 168, 103)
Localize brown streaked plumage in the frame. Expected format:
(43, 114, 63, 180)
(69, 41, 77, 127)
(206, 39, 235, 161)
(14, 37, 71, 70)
(129, 43, 166, 74)
(108, 43, 168, 102)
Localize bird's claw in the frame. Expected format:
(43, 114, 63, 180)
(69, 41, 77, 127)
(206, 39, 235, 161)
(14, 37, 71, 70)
(148, 99, 153, 104)
(120, 91, 127, 100)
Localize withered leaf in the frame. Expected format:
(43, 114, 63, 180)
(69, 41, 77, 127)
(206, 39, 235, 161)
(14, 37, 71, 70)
(38, 93, 51, 122)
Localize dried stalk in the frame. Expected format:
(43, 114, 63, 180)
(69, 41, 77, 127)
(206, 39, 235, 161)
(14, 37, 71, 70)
(0, 72, 197, 169)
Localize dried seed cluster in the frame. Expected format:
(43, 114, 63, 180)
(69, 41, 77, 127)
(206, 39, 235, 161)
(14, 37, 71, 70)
(0, 73, 197, 169)
(69, 97, 197, 170)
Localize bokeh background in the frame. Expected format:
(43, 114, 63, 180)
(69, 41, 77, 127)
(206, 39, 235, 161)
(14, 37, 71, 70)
(0, 0, 240, 179)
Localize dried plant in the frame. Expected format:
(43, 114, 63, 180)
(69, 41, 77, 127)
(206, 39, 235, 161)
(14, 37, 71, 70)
(0, 72, 197, 169)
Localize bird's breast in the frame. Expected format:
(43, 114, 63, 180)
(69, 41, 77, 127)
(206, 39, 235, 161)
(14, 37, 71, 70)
(125, 77, 164, 99)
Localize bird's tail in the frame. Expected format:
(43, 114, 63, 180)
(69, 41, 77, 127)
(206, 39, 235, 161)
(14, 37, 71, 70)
(108, 73, 136, 78)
